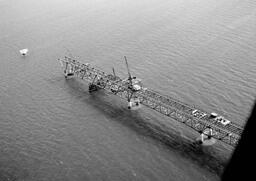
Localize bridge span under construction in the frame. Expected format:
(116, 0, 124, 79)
(59, 56, 244, 148)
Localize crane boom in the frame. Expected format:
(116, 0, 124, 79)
(112, 67, 116, 77)
(124, 56, 132, 80)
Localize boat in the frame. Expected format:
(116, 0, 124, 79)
(20, 48, 28, 56)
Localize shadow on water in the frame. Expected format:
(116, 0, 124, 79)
(64, 78, 228, 176)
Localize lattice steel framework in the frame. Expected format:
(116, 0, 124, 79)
(59, 56, 244, 147)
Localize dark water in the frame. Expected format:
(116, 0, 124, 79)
(1, 0, 256, 180)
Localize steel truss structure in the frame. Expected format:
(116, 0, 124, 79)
(59, 56, 244, 147)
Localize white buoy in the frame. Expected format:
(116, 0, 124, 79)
(20, 48, 28, 56)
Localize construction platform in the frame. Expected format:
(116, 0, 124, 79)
(59, 56, 244, 147)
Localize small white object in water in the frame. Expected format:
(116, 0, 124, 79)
(20, 48, 28, 56)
